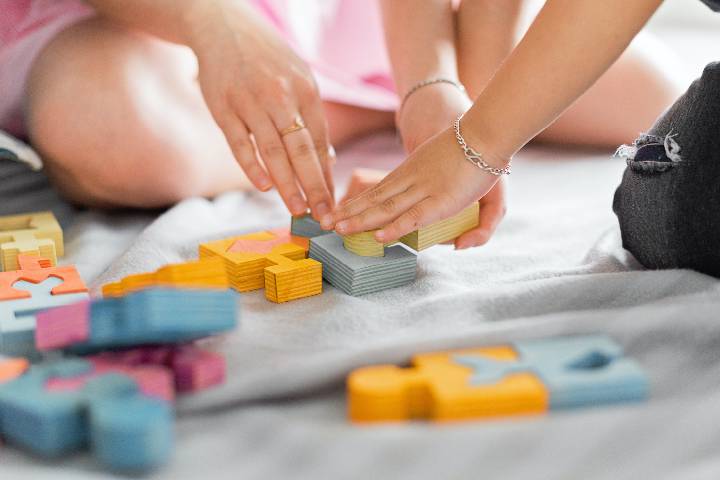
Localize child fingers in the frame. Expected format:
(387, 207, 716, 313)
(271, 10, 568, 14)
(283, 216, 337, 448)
(246, 112, 309, 216)
(455, 198, 506, 249)
(334, 188, 426, 236)
(375, 198, 447, 243)
(325, 172, 409, 229)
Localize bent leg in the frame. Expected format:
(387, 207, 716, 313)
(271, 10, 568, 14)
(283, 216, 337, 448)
(613, 62, 720, 276)
(26, 17, 250, 208)
(538, 33, 684, 148)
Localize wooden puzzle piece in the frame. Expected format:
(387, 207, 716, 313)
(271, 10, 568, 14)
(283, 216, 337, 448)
(199, 228, 321, 303)
(512, 336, 648, 409)
(0, 355, 29, 383)
(309, 233, 417, 296)
(290, 214, 331, 238)
(35, 288, 238, 351)
(102, 257, 229, 297)
(0, 211, 63, 271)
(341, 203, 480, 257)
(88, 344, 226, 394)
(0, 257, 88, 301)
(348, 345, 548, 423)
(0, 358, 173, 471)
(347, 335, 648, 423)
(342, 230, 388, 257)
(0, 277, 89, 357)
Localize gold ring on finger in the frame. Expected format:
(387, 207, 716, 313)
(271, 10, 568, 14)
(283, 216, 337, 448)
(280, 116, 307, 137)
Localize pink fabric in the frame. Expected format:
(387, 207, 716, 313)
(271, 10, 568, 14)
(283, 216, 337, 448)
(0, 0, 93, 137)
(0, 0, 396, 138)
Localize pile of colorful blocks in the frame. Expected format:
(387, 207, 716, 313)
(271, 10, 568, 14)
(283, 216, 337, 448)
(0, 211, 238, 472)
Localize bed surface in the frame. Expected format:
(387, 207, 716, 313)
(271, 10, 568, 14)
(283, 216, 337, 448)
(3, 132, 720, 480)
(3, 27, 720, 480)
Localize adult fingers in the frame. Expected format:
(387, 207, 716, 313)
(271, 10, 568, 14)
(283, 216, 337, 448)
(302, 101, 336, 202)
(334, 187, 426, 236)
(245, 110, 308, 215)
(219, 114, 272, 191)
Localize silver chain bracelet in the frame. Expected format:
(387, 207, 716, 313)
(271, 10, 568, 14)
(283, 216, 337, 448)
(453, 116, 511, 176)
(400, 78, 466, 113)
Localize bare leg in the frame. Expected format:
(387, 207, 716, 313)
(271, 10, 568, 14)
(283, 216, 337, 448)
(457, 1, 683, 148)
(26, 17, 394, 208)
(537, 33, 684, 147)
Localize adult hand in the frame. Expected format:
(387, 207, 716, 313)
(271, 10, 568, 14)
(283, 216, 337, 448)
(188, 2, 335, 219)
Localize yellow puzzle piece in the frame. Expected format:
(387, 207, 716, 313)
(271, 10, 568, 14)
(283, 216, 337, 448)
(102, 257, 229, 297)
(342, 203, 479, 257)
(348, 345, 549, 423)
(200, 228, 321, 303)
(0, 211, 63, 271)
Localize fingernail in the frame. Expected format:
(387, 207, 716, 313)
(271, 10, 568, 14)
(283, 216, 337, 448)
(314, 202, 330, 219)
(290, 197, 307, 215)
(336, 221, 348, 234)
(375, 231, 385, 242)
(320, 214, 334, 230)
(259, 178, 273, 191)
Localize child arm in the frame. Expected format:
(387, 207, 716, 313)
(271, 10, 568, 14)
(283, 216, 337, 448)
(325, 0, 664, 243)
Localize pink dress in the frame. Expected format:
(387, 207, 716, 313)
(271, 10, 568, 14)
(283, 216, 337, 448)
(0, 0, 397, 139)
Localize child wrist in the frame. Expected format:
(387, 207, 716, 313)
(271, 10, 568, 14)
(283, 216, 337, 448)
(453, 115, 512, 176)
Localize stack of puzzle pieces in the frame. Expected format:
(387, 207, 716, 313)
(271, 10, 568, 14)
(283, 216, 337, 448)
(0, 211, 240, 473)
(347, 335, 649, 423)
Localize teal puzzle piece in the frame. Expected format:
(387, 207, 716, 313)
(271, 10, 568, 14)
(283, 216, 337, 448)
(455, 335, 648, 410)
(0, 277, 89, 357)
(0, 358, 173, 471)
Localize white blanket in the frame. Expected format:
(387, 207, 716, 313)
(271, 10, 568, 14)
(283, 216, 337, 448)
(3, 133, 720, 479)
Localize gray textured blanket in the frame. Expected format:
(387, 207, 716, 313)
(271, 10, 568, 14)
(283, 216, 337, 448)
(2, 135, 719, 480)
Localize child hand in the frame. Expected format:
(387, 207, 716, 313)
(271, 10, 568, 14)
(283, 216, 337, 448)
(188, 2, 335, 219)
(340, 168, 389, 204)
(397, 83, 472, 154)
(324, 126, 507, 244)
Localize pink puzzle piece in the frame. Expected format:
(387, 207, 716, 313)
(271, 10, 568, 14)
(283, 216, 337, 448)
(34, 300, 90, 351)
(226, 228, 295, 254)
(88, 344, 226, 394)
(45, 363, 175, 402)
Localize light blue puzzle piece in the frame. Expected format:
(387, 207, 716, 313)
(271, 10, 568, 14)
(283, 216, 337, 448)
(0, 359, 173, 471)
(0, 277, 89, 357)
(291, 214, 331, 238)
(513, 335, 649, 409)
(66, 288, 238, 353)
(454, 355, 534, 384)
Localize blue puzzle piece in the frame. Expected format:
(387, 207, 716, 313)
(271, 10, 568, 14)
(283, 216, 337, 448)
(0, 277, 89, 357)
(513, 335, 648, 409)
(454, 335, 648, 410)
(65, 288, 238, 352)
(454, 355, 534, 384)
(291, 214, 331, 238)
(0, 359, 173, 471)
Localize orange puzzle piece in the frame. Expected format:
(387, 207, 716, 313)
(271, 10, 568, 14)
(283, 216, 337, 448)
(0, 255, 88, 301)
(0, 357, 29, 383)
(199, 228, 321, 303)
(348, 345, 549, 423)
(102, 258, 229, 297)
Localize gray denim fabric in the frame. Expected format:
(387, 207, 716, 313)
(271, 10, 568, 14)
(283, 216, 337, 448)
(701, 0, 720, 11)
(613, 62, 720, 277)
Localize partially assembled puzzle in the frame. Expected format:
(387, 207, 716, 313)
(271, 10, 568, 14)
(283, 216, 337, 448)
(347, 335, 648, 423)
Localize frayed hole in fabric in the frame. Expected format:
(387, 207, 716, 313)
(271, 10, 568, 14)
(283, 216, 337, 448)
(614, 132, 683, 173)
